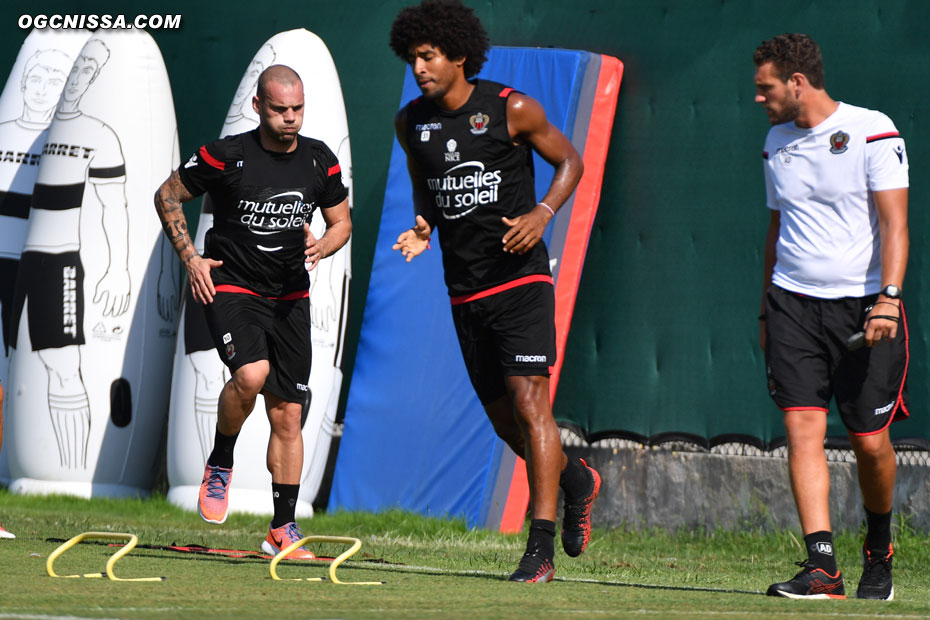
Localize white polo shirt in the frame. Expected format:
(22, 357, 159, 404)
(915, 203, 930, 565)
(763, 102, 908, 298)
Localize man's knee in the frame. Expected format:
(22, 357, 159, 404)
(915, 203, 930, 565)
(851, 432, 894, 462)
(507, 375, 551, 424)
(485, 395, 514, 428)
(484, 395, 523, 448)
(231, 362, 269, 398)
(784, 409, 826, 437)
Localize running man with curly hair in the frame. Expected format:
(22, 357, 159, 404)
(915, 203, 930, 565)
(390, 0, 599, 582)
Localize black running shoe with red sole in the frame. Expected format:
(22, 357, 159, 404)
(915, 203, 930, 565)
(561, 459, 601, 557)
(509, 540, 555, 583)
(857, 544, 894, 600)
(767, 560, 846, 599)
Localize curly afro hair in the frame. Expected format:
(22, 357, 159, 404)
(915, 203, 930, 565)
(753, 33, 825, 89)
(390, 0, 490, 79)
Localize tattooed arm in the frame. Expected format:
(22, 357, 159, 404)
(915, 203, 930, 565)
(153, 170, 223, 304)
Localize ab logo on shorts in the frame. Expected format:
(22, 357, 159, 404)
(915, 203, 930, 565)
(222, 332, 235, 360)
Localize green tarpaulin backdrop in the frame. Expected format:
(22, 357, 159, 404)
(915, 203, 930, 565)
(1, 1, 926, 449)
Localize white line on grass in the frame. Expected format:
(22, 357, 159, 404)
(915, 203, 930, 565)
(621, 612, 928, 619)
(0, 611, 193, 620)
(345, 559, 929, 614)
(0, 614, 121, 620)
(343, 561, 765, 594)
(350, 562, 508, 579)
(366, 533, 514, 551)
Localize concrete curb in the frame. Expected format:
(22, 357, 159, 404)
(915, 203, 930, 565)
(566, 446, 930, 533)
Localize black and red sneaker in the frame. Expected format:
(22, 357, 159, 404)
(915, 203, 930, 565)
(509, 541, 555, 583)
(856, 544, 894, 600)
(561, 459, 601, 557)
(767, 560, 846, 599)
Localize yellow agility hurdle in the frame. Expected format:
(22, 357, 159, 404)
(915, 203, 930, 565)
(269, 535, 383, 585)
(46, 532, 165, 582)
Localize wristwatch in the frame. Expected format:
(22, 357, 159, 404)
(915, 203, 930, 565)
(880, 284, 902, 299)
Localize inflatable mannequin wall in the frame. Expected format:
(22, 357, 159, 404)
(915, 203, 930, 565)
(0, 28, 91, 484)
(6, 29, 180, 497)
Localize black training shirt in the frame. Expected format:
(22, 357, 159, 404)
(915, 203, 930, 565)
(179, 129, 347, 296)
(403, 79, 550, 297)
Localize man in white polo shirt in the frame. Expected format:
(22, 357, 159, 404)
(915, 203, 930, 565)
(754, 33, 908, 601)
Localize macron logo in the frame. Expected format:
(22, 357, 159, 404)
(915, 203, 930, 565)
(515, 354, 547, 363)
(184, 154, 198, 169)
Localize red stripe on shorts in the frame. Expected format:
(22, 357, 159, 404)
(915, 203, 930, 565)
(781, 407, 829, 413)
(449, 274, 553, 306)
(214, 284, 309, 300)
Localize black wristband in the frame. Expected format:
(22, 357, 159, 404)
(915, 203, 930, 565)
(866, 314, 900, 324)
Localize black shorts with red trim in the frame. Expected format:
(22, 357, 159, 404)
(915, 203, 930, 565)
(451, 276, 556, 405)
(764, 285, 909, 435)
(9, 251, 85, 350)
(203, 286, 311, 404)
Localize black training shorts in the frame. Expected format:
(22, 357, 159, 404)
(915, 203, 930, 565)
(764, 285, 909, 435)
(0, 257, 18, 354)
(451, 279, 556, 405)
(183, 288, 215, 355)
(10, 251, 85, 350)
(203, 290, 311, 404)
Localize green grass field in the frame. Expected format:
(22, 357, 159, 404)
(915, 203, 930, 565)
(1, 489, 930, 619)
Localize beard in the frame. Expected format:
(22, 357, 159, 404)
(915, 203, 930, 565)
(260, 120, 299, 148)
(769, 98, 801, 125)
(273, 128, 298, 143)
(417, 79, 448, 101)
